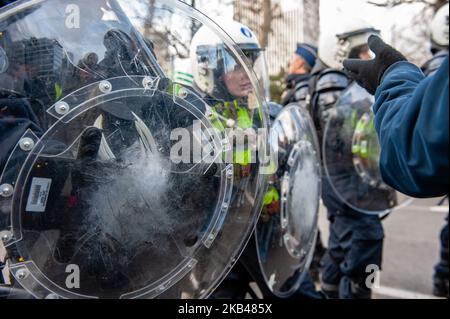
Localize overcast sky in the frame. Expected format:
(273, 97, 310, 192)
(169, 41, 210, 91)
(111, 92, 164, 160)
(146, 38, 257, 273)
(194, 0, 426, 44)
(320, 0, 426, 44)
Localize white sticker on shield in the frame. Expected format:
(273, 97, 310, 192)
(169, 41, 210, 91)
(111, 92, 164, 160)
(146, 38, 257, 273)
(26, 178, 52, 213)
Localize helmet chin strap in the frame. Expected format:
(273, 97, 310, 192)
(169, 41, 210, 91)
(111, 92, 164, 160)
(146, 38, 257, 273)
(336, 39, 351, 67)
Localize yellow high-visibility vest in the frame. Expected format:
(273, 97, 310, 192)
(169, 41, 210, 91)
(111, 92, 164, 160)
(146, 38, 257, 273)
(211, 100, 254, 165)
(263, 185, 280, 206)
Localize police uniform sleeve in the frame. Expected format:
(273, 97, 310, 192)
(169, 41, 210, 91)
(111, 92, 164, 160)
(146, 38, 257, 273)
(372, 56, 449, 198)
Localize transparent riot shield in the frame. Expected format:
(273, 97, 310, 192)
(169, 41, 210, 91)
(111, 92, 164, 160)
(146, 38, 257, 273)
(322, 82, 412, 215)
(255, 104, 321, 298)
(0, 0, 268, 299)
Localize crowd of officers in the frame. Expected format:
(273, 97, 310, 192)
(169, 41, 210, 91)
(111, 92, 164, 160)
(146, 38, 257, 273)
(212, 4, 449, 300)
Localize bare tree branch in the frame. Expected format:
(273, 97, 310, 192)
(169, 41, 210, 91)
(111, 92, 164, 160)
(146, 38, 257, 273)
(368, 0, 447, 64)
(367, 0, 447, 11)
(233, 0, 284, 48)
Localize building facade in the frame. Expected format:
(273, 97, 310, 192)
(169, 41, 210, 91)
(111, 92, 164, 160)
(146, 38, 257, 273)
(233, 0, 320, 75)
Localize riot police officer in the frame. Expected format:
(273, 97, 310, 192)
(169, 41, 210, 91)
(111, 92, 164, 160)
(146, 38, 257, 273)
(282, 43, 318, 107)
(422, 3, 449, 298)
(280, 43, 327, 285)
(422, 3, 449, 77)
(308, 20, 391, 299)
(189, 20, 323, 300)
(188, 20, 274, 299)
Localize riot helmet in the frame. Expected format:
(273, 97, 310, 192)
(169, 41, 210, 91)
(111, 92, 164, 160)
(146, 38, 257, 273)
(430, 3, 449, 51)
(190, 20, 269, 101)
(318, 19, 380, 69)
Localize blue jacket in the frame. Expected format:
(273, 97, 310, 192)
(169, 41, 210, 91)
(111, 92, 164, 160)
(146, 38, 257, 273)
(0, 0, 16, 8)
(373, 56, 449, 198)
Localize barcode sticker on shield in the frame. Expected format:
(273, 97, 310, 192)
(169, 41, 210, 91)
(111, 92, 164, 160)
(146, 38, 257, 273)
(26, 178, 52, 213)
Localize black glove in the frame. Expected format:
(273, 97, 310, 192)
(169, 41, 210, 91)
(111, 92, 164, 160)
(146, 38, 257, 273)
(343, 35, 407, 95)
(77, 127, 103, 160)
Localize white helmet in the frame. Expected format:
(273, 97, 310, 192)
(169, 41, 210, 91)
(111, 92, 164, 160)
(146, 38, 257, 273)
(190, 20, 268, 100)
(430, 3, 449, 48)
(318, 18, 380, 69)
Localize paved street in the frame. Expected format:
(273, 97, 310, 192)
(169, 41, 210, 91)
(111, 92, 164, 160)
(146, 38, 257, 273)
(318, 197, 448, 299)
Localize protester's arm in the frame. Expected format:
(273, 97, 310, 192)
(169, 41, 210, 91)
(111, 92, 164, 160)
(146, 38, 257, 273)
(372, 57, 449, 198)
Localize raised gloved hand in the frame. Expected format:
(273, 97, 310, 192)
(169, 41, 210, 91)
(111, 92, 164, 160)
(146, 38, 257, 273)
(343, 35, 407, 95)
(77, 127, 103, 160)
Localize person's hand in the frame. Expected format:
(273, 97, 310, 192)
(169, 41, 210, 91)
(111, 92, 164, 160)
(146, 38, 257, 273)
(77, 127, 103, 160)
(343, 35, 407, 95)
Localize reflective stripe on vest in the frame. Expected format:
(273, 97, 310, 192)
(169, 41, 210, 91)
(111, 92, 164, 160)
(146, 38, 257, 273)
(211, 100, 254, 165)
